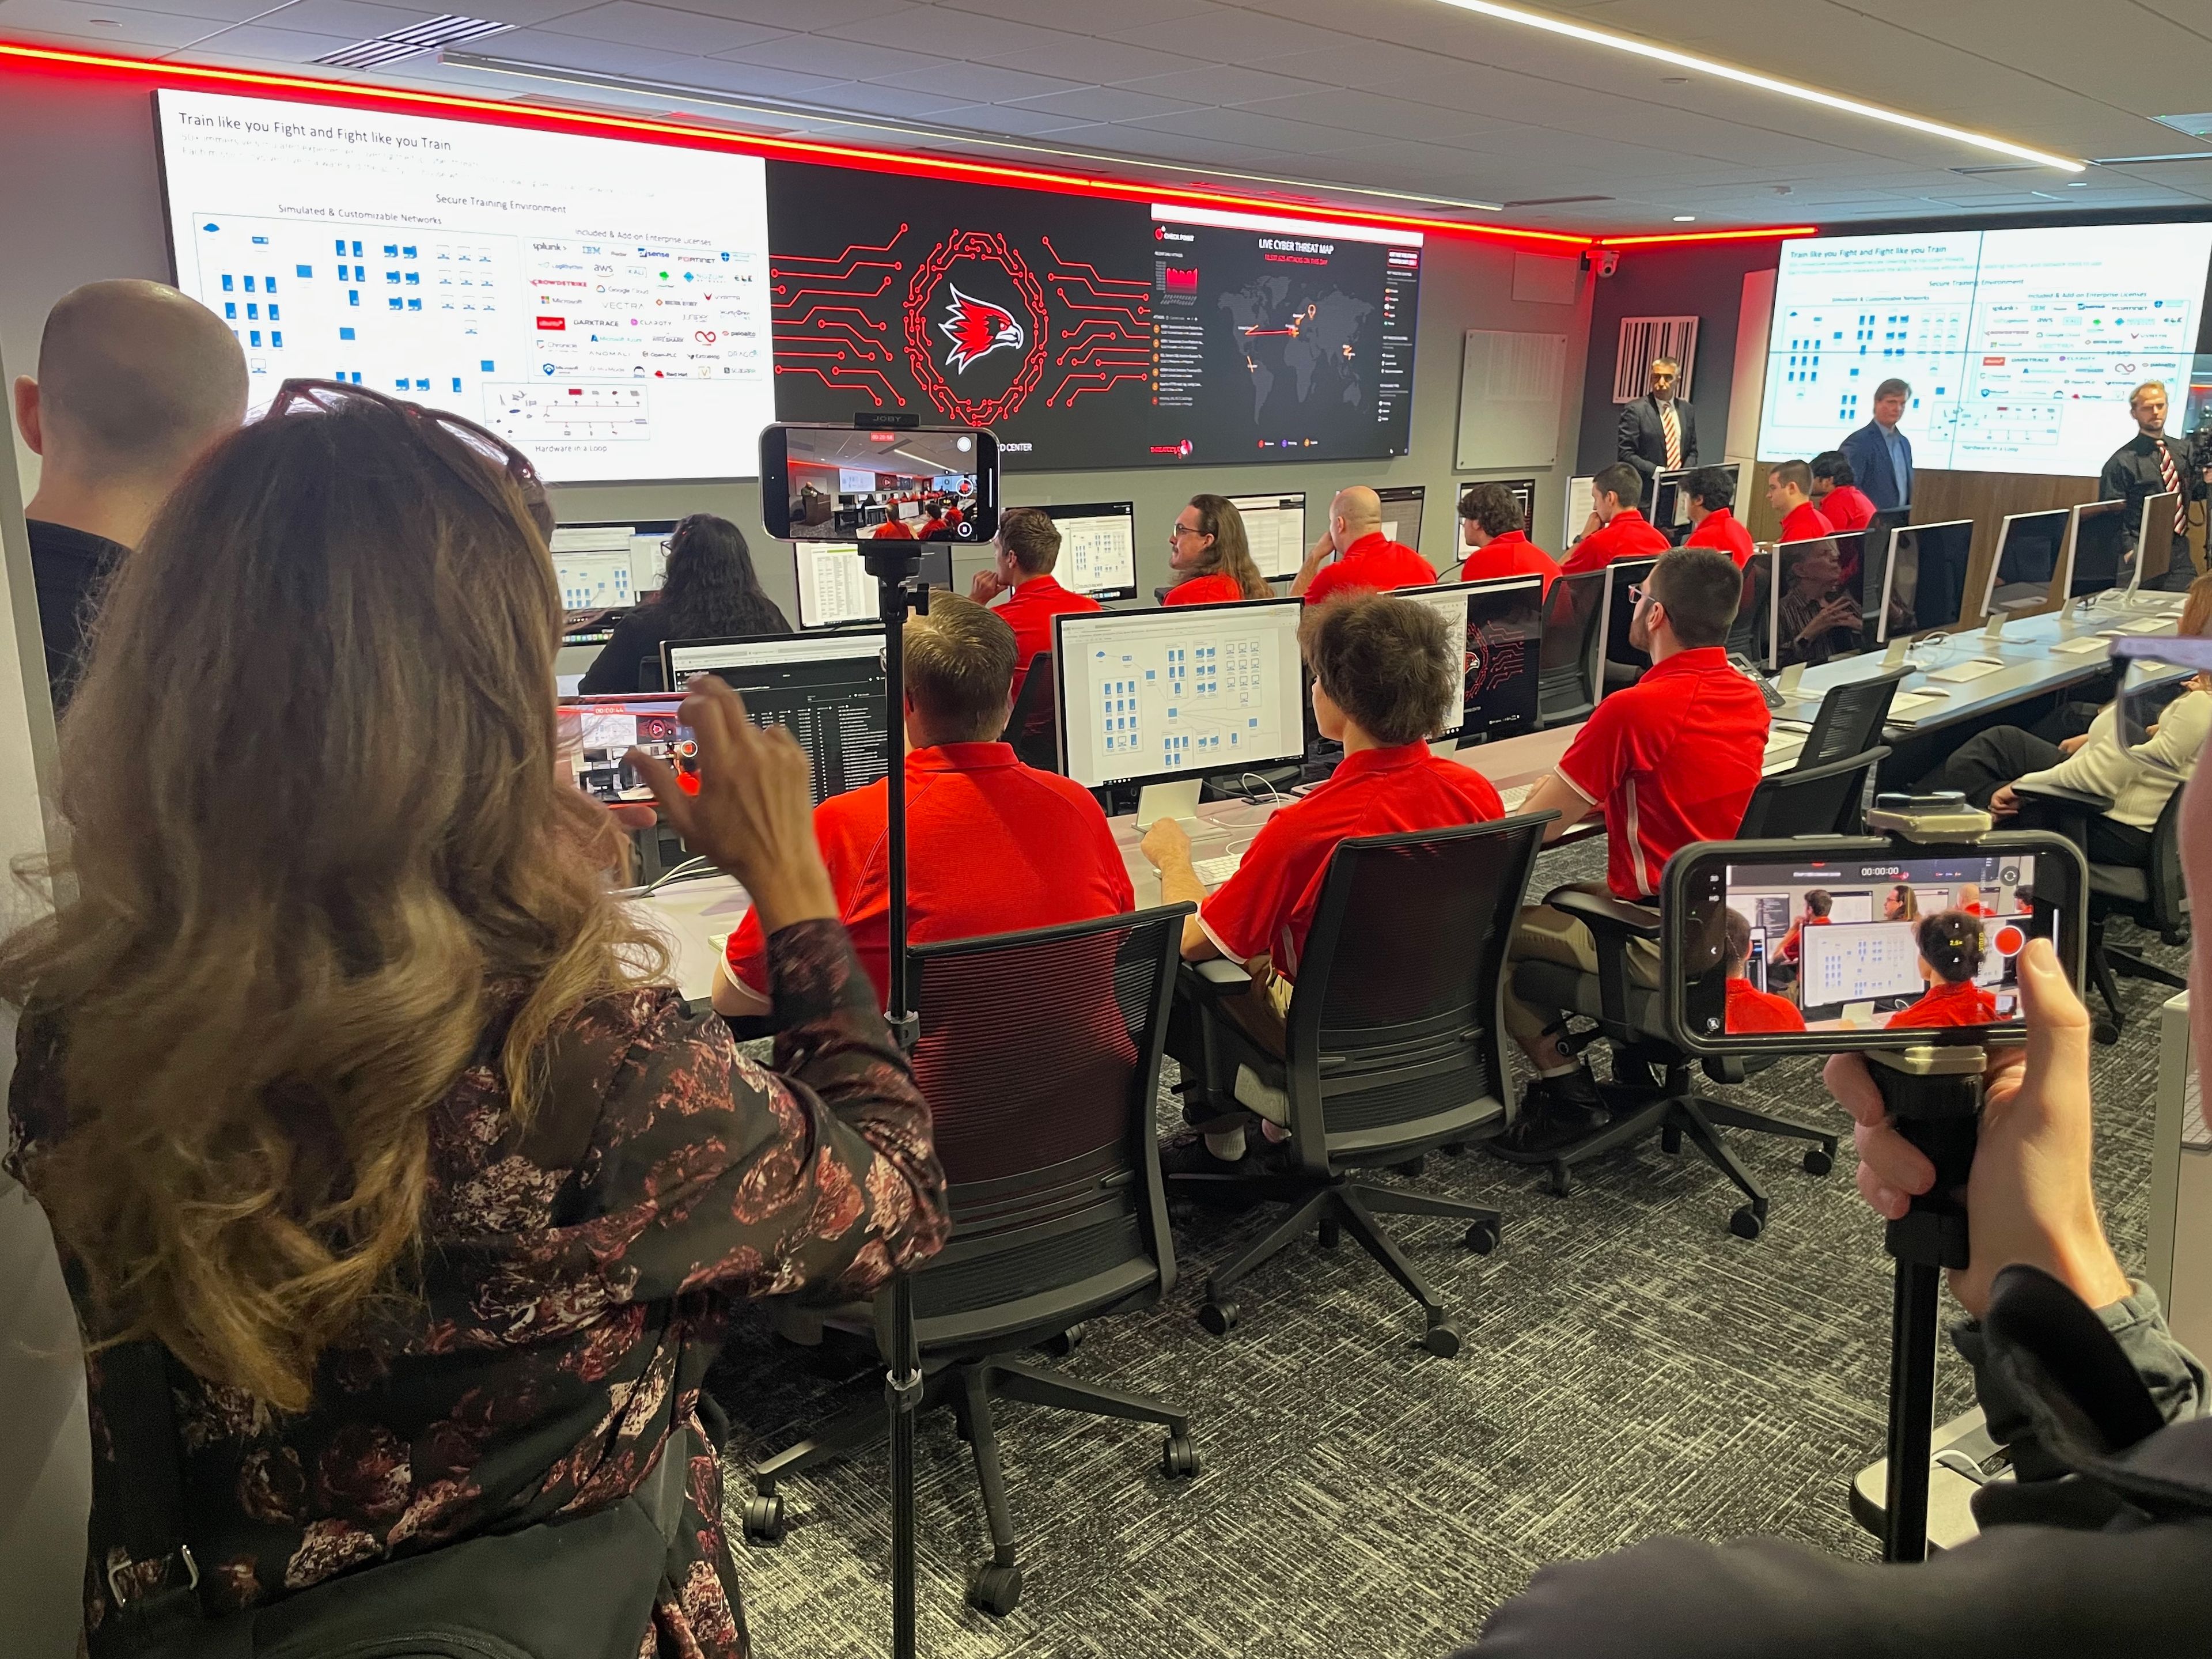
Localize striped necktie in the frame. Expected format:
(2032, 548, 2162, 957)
(1661, 402, 1681, 470)
(2158, 440, 2185, 534)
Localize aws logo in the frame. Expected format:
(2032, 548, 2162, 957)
(904, 230, 1047, 427)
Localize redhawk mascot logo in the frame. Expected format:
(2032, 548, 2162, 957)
(939, 286, 1025, 373)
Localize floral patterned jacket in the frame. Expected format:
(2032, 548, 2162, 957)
(6, 919, 948, 1657)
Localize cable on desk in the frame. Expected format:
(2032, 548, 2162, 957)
(1233, 772, 1287, 808)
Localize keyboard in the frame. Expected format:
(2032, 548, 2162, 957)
(1191, 854, 1243, 887)
(1886, 690, 1948, 719)
(1497, 782, 1536, 812)
(1926, 658, 2005, 685)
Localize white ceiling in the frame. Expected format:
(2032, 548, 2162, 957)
(4, 0, 2211, 234)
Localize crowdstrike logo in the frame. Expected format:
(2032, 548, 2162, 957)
(938, 286, 1025, 373)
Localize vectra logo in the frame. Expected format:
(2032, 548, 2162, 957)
(939, 286, 1025, 373)
(904, 230, 1047, 427)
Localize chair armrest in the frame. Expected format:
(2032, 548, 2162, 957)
(2010, 781, 2115, 815)
(1543, 885, 1663, 942)
(1179, 957, 1252, 1003)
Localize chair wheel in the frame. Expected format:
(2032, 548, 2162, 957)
(1729, 1205, 1763, 1240)
(1547, 1163, 1571, 1198)
(1393, 1156, 1425, 1177)
(967, 1563, 1022, 1618)
(1037, 1323, 1084, 1358)
(1317, 1218, 1340, 1249)
(742, 1493, 786, 1546)
(1803, 1146, 1834, 1177)
(1660, 1124, 1683, 1155)
(1198, 1300, 1240, 1337)
(1440, 1141, 1467, 1156)
(2093, 1019, 2120, 1047)
(1464, 1222, 1499, 1255)
(1161, 1434, 1200, 1479)
(1421, 1319, 1463, 1358)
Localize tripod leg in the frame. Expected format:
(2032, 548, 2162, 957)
(1883, 1260, 1943, 1564)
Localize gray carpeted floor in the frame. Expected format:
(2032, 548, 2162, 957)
(707, 836, 2181, 1658)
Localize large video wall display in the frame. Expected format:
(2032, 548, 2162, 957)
(767, 163, 1423, 471)
(155, 90, 776, 484)
(1757, 224, 2212, 478)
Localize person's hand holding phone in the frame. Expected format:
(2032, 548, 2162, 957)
(625, 677, 838, 936)
(1824, 938, 2132, 1319)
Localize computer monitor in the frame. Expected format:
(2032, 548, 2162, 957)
(660, 628, 889, 806)
(1400, 580, 1480, 740)
(1052, 597, 1306, 791)
(1728, 549, 1775, 666)
(2067, 498, 2131, 600)
(1036, 501, 1138, 601)
(557, 695, 690, 805)
(1774, 533, 1868, 669)
(1982, 509, 2071, 622)
(1652, 469, 1695, 531)
(1460, 575, 1544, 743)
(1598, 555, 1661, 688)
(793, 542, 953, 628)
(550, 520, 677, 611)
(2131, 490, 2182, 594)
(1877, 518, 1975, 639)
(1228, 493, 1308, 584)
(1377, 484, 1425, 551)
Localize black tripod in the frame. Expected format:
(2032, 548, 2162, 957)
(1867, 1044, 1986, 1563)
(862, 536, 930, 1659)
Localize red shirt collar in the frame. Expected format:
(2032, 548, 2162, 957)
(1486, 530, 1529, 548)
(910, 741, 1018, 772)
(1917, 978, 1988, 1012)
(1342, 531, 1392, 559)
(1604, 509, 1648, 529)
(1323, 742, 1430, 781)
(1701, 508, 1736, 525)
(1640, 645, 1732, 681)
(1012, 573, 1066, 597)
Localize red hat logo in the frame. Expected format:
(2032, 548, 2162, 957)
(939, 285, 1025, 373)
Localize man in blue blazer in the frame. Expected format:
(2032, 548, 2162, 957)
(1839, 378, 1914, 511)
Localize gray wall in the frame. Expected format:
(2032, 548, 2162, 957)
(1, 65, 1596, 624)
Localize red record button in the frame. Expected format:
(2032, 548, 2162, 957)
(1993, 923, 2027, 957)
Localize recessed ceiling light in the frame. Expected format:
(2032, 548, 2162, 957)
(2066, 180, 2089, 187)
(1661, 75, 1690, 85)
(1672, 214, 1696, 221)
(89, 16, 119, 22)
(1426, 0, 2083, 172)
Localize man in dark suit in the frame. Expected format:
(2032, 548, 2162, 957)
(1838, 377, 1914, 512)
(2100, 379, 2209, 591)
(1616, 357, 1698, 486)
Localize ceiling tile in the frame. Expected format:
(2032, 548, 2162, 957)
(989, 38, 1187, 84)
(636, 0, 918, 28)
(1229, 89, 1519, 146)
(819, 5, 1075, 59)
(1112, 63, 1329, 106)
(865, 61, 1083, 103)
(0, 0, 215, 46)
(445, 25, 704, 73)
(1104, 6, 1346, 58)
(1115, 103, 1355, 153)
(731, 29, 947, 78)
(233, 0, 434, 38)
(922, 100, 1104, 137)
(653, 52, 850, 95)
(532, 2, 789, 54)
(1000, 84, 1203, 122)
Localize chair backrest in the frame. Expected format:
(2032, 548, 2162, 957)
(2146, 777, 2190, 932)
(1538, 569, 1607, 726)
(1282, 815, 1550, 1165)
(638, 657, 665, 692)
(1736, 744, 1889, 838)
(1797, 665, 1909, 770)
(1007, 649, 1061, 773)
(892, 904, 1187, 1352)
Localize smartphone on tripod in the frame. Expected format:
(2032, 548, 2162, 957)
(760, 423, 1001, 545)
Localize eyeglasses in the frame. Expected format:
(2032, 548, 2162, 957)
(1171, 522, 1205, 539)
(267, 378, 552, 537)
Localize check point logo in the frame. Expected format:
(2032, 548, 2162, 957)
(904, 229, 1047, 427)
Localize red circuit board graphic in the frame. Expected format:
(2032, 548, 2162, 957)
(770, 226, 1150, 423)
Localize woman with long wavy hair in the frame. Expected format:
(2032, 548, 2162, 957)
(579, 512, 790, 694)
(1162, 493, 1274, 606)
(2, 382, 946, 1654)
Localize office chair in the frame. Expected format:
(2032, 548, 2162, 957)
(1795, 665, 1909, 770)
(743, 906, 1198, 1618)
(1508, 749, 1885, 1235)
(1006, 648, 1061, 772)
(2011, 779, 2190, 1044)
(1600, 556, 1661, 695)
(1169, 816, 1547, 1354)
(1538, 570, 1607, 728)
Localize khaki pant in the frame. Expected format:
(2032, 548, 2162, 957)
(1501, 886, 1662, 1050)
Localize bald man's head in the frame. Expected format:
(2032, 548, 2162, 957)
(1330, 485, 1382, 551)
(28, 281, 247, 482)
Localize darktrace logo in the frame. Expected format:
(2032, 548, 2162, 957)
(904, 229, 1047, 427)
(939, 286, 1025, 373)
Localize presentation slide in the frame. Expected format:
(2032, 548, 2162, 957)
(768, 164, 1421, 469)
(1758, 223, 2212, 477)
(156, 90, 775, 483)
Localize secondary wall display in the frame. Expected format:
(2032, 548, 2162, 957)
(154, 90, 776, 483)
(768, 163, 1422, 470)
(1757, 224, 2212, 478)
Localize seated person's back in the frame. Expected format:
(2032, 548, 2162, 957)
(718, 593, 1131, 1013)
(1887, 909, 1999, 1029)
(1294, 484, 1437, 605)
(1456, 480, 1559, 594)
(971, 505, 1101, 699)
(1719, 906, 1805, 1032)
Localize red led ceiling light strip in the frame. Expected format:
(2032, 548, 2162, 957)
(1596, 226, 1820, 246)
(0, 39, 1643, 249)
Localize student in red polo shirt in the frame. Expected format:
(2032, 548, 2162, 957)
(1767, 458, 1836, 544)
(1811, 451, 1877, 536)
(1457, 481, 1560, 594)
(713, 593, 1131, 1017)
(1291, 484, 1437, 604)
(969, 505, 1101, 700)
(1559, 461, 1672, 576)
(1681, 464, 1756, 568)
(1141, 592, 1502, 1170)
(1885, 911, 1999, 1029)
(1721, 907, 1806, 1034)
(1164, 492, 1275, 606)
(1495, 546, 1772, 1156)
